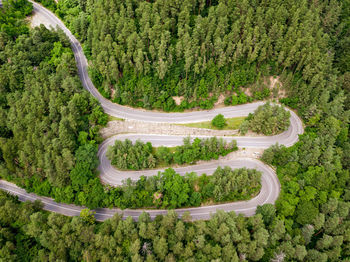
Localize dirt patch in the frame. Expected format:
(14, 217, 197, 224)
(220, 148, 264, 161)
(100, 119, 267, 140)
(214, 94, 226, 106)
(110, 85, 116, 99)
(153, 192, 162, 200)
(194, 183, 200, 192)
(269, 76, 281, 88)
(269, 76, 286, 99)
(100, 120, 241, 139)
(172, 96, 184, 106)
(243, 130, 265, 137)
(243, 87, 253, 97)
(243, 75, 286, 99)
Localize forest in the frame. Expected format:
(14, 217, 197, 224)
(0, 0, 252, 211)
(103, 167, 261, 209)
(34, 0, 349, 113)
(0, 1, 108, 208)
(107, 137, 237, 170)
(0, 0, 349, 260)
(1, 190, 350, 261)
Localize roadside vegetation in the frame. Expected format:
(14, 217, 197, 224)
(1, 189, 349, 261)
(211, 114, 227, 129)
(179, 104, 290, 136)
(179, 116, 245, 130)
(107, 137, 237, 170)
(240, 103, 291, 135)
(107, 115, 124, 122)
(106, 167, 261, 209)
(0, 0, 32, 37)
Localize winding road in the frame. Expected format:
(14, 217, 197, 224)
(0, 0, 304, 221)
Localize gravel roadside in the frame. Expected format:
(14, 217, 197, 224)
(29, 9, 54, 29)
(100, 120, 240, 139)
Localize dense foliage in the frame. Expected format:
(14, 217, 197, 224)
(1, 0, 350, 260)
(0, 1, 109, 208)
(0, 24, 108, 187)
(0, 0, 32, 38)
(2, 190, 350, 261)
(240, 103, 290, 135)
(36, 0, 347, 113)
(85, 0, 268, 110)
(0, 1, 253, 212)
(209, 166, 261, 202)
(105, 167, 261, 209)
(107, 137, 237, 170)
(211, 114, 226, 129)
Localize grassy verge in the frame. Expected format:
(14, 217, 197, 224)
(108, 115, 124, 121)
(179, 116, 246, 130)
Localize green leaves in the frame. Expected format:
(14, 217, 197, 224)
(162, 168, 190, 209)
(49, 42, 70, 67)
(107, 137, 237, 171)
(211, 167, 262, 202)
(0, 0, 32, 38)
(0, 18, 109, 210)
(79, 208, 96, 224)
(212, 114, 227, 129)
(240, 103, 291, 135)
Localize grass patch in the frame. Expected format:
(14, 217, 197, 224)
(108, 115, 124, 121)
(179, 116, 246, 130)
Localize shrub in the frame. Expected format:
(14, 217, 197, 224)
(239, 120, 250, 135)
(212, 114, 227, 129)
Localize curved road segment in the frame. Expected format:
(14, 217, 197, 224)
(0, 159, 278, 221)
(25, 1, 293, 124)
(0, 1, 304, 221)
(98, 107, 303, 185)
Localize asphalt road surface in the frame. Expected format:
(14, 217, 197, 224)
(0, 1, 304, 221)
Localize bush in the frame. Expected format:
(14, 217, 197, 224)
(231, 95, 239, 105)
(212, 114, 227, 129)
(239, 120, 250, 135)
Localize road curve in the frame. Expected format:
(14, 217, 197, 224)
(98, 105, 303, 185)
(0, 158, 278, 221)
(26, 0, 294, 124)
(0, 1, 303, 221)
